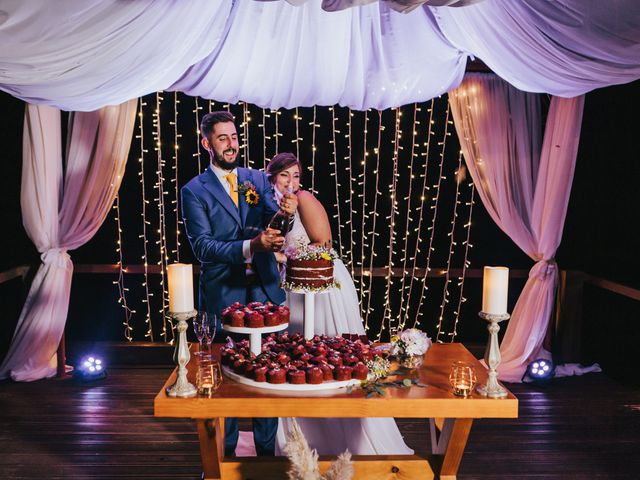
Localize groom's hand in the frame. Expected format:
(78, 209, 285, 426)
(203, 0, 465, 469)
(250, 228, 285, 253)
(279, 192, 298, 216)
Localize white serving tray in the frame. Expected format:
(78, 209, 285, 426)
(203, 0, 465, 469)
(222, 323, 288, 335)
(222, 366, 360, 392)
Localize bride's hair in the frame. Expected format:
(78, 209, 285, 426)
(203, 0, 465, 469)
(266, 152, 302, 183)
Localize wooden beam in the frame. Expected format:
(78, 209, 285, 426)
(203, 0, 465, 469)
(0, 265, 30, 285)
(70, 264, 531, 279)
(584, 274, 640, 301)
(217, 455, 434, 480)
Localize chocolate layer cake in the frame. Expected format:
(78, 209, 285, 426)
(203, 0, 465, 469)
(286, 259, 334, 288)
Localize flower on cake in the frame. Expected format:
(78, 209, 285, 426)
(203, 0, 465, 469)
(284, 240, 339, 261)
(390, 328, 432, 358)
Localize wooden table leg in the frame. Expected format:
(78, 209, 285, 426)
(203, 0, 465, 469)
(197, 418, 225, 480)
(439, 418, 473, 480)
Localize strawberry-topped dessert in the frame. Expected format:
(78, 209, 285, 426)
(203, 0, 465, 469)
(221, 301, 289, 328)
(220, 332, 376, 385)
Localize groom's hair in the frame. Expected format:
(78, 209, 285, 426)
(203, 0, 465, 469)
(200, 111, 235, 141)
(266, 152, 302, 182)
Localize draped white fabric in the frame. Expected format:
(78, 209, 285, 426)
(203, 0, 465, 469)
(1, 0, 638, 110)
(449, 74, 584, 382)
(274, 0, 484, 13)
(170, 0, 466, 109)
(0, 101, 137, 381)
(0, 0, 230, 110)
(433, 0, 640, 97)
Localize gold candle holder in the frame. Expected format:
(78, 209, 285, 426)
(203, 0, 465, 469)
(449, 361, 477, 397)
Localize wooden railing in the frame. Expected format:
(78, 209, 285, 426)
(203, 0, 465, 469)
(3, 264, 639, 377)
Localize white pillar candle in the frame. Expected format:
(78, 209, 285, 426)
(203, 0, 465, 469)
(167, 263, 194, 313)
(482, 266, 509, 315)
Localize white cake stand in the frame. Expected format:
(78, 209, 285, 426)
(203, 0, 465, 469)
(222, 323, 288, 357)
(286, 286, 333, 340)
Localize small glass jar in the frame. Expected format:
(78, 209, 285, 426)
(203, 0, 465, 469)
(449, 361, 476, 397)
(196, 354, 222, 397)
(400, 354, 424, 370)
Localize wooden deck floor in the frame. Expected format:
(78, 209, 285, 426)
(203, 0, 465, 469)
(1, 366, 639, 479)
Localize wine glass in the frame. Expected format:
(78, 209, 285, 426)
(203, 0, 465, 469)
(192, 312, 207, 354)
(203, 314, 217, 354)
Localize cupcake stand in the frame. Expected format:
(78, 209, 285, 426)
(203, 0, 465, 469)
(221, 286, 360, 391)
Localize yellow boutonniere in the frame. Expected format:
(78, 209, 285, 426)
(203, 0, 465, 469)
(237, 181, 260, 206)
(245, 189, 260, 206)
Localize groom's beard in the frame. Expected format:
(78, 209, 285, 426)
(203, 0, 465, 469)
(211, 147, 239, 170)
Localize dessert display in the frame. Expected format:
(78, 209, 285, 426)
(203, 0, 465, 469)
(221, 332, 376, 386)
(282, 243, 339, 291)
(221, 301, 290, 328)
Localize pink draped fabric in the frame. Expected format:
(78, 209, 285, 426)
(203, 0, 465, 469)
(0, 101, 137, 381)
(449, 74, 584, 382)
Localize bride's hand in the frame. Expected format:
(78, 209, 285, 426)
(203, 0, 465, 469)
(279, 191, 298, 215)
(274, 252, 287, 264)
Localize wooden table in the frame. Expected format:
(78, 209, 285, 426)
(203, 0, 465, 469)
(154, 343, 518, 480)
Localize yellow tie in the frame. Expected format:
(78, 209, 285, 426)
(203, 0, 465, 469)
(225, 173, 239, 208)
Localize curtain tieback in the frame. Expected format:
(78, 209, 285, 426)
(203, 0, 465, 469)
(529, 259, 557, 280)
(40, 248, 70, 269)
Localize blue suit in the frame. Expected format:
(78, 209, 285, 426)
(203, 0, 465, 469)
(181, 166, 283, 456)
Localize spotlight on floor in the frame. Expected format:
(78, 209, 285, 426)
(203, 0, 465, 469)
(522, 358, 554, 384)
(75, 356, 107, 381)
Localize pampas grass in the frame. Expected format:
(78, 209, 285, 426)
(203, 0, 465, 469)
(284, 419, 354, 480)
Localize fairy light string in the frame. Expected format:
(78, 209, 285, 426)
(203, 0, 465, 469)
(137, 97, 154, 341)
(345, 108, 355, 274)
(113, 193, 134, 341)
(171, 92, 182, 262)
(153, 92, 172, 342)
(397, 103, 420, 327)
(379, 108, 402, 340)
(436, 148, 464, 342)
(329, 106, 344, 258)
(193, 97, 203, 174)
(242, 102, 251, 168)
(363, 110, 383, 331)
(310, 106, 317, 194)
(356, 109, 369, 299)
(402, 99, 435, 330)
(413, 103, 451, 330)
(294, 107, 301, 160)
(449, 181, 475, 341)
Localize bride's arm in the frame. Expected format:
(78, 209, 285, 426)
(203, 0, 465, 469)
(296, 190, 332, 245)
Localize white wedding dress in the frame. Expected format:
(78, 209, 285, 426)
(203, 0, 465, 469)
(274, 209, 414, 456)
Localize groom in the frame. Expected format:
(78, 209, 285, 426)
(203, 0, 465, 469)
(181, 111, 297, 457)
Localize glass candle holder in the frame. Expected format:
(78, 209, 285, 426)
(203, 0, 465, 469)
(196, 354, 222, 397)
(449, 361, 476, 397)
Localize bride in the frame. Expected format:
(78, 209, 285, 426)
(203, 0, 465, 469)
(266, 152, 413, 456)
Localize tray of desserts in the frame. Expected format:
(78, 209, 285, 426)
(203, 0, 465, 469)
(220, 332, 374, 392)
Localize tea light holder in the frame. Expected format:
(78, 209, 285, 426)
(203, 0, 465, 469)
(196, 354, 223, 397)
(449, 361, 477, 397)
(476, 311, 509, 398)
(166, 310, 198, 398)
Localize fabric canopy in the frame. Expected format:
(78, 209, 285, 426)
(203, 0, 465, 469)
(1, 0, 639, 111)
